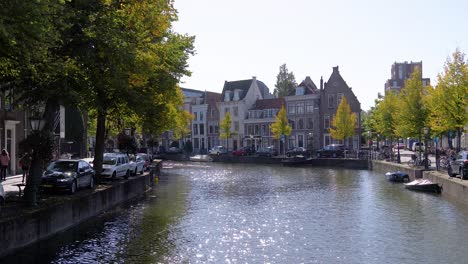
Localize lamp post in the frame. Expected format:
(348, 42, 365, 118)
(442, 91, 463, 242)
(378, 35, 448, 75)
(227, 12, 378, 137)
(423, 127, 429, 169)
(24, 114, 46, 207)
(396, 138, 401, 164)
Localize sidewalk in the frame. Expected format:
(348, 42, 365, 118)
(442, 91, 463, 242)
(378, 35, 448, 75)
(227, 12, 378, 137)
(1, 174, 26, 196)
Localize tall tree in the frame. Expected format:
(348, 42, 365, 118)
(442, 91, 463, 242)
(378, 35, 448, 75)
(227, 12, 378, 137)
(427, 49, 468, 151)
(273, 64, 297, 97)
(219, 112, 232, 150)
(374, 91, 398, 140)
(330, 97, 357, 146)
(394, 69, 429, 155)
(270, 106, 292, 155)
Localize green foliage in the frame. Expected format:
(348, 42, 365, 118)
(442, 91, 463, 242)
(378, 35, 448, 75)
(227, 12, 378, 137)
(18, 130, 54, 163)
(427, 49, 468, 136)
(330, 97, 357, 141)
(273, 64, 297, 98)
(394, 69, 429, 139)
(373, 91, 398, 139)
(220, 112, 232, 140)
(270, 106, 292, 139)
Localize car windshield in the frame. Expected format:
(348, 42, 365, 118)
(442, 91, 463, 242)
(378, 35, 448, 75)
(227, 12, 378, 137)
(47, 161, 77, 172)
(103, 157, 117, 165)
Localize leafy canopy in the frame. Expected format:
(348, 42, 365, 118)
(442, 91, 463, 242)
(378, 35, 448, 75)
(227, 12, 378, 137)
(330, 97, 357, 141)
(270, 106, 292, 139)
(273, 64, 297, 98)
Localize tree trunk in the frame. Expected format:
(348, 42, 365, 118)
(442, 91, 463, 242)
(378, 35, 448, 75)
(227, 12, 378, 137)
(94, 108, 107, 183)
(456, 128, 462, 152)
(23, 154, 44, 206)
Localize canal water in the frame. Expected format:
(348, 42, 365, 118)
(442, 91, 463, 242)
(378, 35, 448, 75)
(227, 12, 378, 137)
(4, 161, 468, 263)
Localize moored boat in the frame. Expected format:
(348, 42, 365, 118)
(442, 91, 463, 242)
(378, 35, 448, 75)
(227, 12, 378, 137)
(404, 179, 442, 193)
(189, 155, 213, 162)
(385, 171, 409, 182)
(281, 156, 313, 166)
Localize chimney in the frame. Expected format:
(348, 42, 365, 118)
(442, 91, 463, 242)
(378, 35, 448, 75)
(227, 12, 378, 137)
(333, 66, 339, 73)
(252, 76, 256, 80)
(320, 76, 323, 90)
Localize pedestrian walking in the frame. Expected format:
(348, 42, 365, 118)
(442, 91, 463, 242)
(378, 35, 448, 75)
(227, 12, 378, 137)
(0, 149, 10, 181)
(19, 152, 31, 183)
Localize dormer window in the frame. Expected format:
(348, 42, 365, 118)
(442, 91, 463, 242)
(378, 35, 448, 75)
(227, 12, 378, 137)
(295, 87, 305, 96)
(233, 89, 241, 101)
(224, 91, 231, 101)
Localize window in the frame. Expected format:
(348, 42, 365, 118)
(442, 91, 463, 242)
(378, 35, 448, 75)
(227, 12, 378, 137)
(233, 106, 238, 117)
(398, 65, 403, 79)
(307, 118, 313, 129)
(215, 126, 219, 133)
(234, 121, 239, 132)
(337, 93, 344, 106)
(393, 81, 398, 87)
(297, 103, 304, 114)
(4, 89, 13, 110)
(193, 124, 198, 135)
(262, 125, 267, 135)
(328, 94, 335, 108)
(209, 126, 213, 134)
(247, 125, 253, 135)
(288, 104, 295, 114)
(225, 108, 230, 115)
(298, 118, 304, 129)
(298, 135, 304, 147)
(193, 112, 197, 121)
(199, 124, 204, 135)
(194, 138, 200, 149)
(211, 108, 216, 117)
(295, 87, 305, 96)
(200, 112, 204, 121)
(306, 102, 314, 113)
(290, 120, 295, 129)
(254, 125, 259, 135)
(324, 115, 330, 129)
(224, 91, 231, 101)
(268, 109, 273, 117)
(324, 134, 330, 146)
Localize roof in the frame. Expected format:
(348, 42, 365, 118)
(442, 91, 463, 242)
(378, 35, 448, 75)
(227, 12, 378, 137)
(288, 76, 318, 96)
(181, 87, 205, 98)
(221, 79, 253, 101)
(250, 98, 285, 110)
(204, 91, 221, 108)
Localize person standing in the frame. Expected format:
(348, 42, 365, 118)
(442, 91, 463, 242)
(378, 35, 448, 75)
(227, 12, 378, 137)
(0, 149, 10, 181)
(19, 152, 31, 183)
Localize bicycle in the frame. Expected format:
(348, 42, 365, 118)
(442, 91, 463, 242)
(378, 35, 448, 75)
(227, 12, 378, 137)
(407, 155, 431, 167)
(439, 156, 452, 169)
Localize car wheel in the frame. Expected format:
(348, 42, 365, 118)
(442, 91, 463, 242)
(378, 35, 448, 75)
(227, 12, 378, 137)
(89, 176, 95, 189)
(70, 181, 77, 194)
(448, 167, 456, 177)
(124, 170, 130, 179)
(140, 168, 144, 175)
(134, 168, 138, 176)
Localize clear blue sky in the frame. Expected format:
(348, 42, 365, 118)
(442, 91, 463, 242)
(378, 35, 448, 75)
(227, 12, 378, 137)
(173, 0, 468, 110)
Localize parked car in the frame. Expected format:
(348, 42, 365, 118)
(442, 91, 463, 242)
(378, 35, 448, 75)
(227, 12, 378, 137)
(286, 147, 310, 157)
(40, 159, 95, 194)
(448, 151, 468, 179)
(316, 144, 346, 158)
(257, 146, 278, 157)
(137, 153, 152, 171)
(166, 147, 182, 154)
(232, 147, 253, 156)
(128, 154, 145, 175)
(82, 158, 94, 168)
(411, 142, 425, 152)
(101, 153, 131, 180)
(393, 139, 405, 149)
(0, 182, 5, 213)
(209, 146, 227, 155)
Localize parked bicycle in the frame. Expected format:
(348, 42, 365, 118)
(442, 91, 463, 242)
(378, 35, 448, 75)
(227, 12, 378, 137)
(439, 156, 452, 169)
(407, 154, 431, 167)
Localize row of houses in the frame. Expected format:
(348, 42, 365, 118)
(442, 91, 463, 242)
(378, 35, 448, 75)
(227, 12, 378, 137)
(160, 66, 362, 153)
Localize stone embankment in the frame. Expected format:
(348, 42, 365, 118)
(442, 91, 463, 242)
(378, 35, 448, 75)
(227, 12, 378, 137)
(371, 160, 468, 205)
(0, 161, 162, 258)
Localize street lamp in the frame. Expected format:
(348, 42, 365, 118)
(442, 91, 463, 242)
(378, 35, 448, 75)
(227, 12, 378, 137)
(30, 116, 45, 132)
(423, 127, 429, 169)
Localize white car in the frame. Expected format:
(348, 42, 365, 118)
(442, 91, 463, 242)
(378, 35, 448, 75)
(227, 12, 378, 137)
(128, 154, 145, 175)
(209, 146, 227, 155)
(101, 153, 131, 180)
(0, 182, 5, 213)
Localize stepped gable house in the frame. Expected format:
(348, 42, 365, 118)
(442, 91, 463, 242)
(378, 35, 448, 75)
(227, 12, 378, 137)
(320, 66, 361, 150)
(284, 76, 321, 151)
